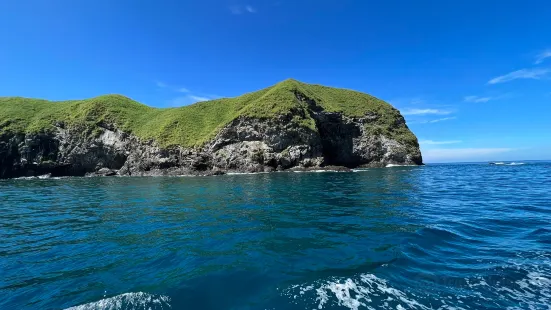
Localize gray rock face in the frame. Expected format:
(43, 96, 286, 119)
(0, 111, 422, 179)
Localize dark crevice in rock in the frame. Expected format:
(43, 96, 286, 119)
(294, 91, 363, 168)
(314, 113, 363, 167)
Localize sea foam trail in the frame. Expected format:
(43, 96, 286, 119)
(65, 292, 171, 310)
(492, 162, 525, 166)
(283, 273, 433, 310)
(283, 256, 551, 310)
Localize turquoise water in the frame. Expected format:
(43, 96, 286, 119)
(1, 163, 550, 310)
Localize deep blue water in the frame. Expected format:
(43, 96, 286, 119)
(1, 162, 551, 310)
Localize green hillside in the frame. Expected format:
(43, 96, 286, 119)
(0, 79, 416, 148)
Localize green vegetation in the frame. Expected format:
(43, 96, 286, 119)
(0, 79, 417, 147)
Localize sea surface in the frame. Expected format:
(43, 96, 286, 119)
(1, 162, 550, 310)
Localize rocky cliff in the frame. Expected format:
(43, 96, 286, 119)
(0, 79, 422, 178)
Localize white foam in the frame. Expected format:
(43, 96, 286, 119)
(14, 175, 67, 180)
(283, 273, 435, 310)
(15, 176, 38, 180)
(283, 266, 550, 310)
(385, 164, 418, 168)
(226, 172, 270, 175)
(292, 170, 342, 173)
(495, 270, 551, 310)
(491, 162, 525, 166)
(65, 292, 171, 310)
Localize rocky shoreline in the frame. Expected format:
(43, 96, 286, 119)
(0, 111, 422, 179)
(9, 164, 424, 180)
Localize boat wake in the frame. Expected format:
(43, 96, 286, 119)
(65, 292, 171, 310)
(491, 162, 525, 166)
(282, 273, 429, 310)
(282, 253, 551, 310)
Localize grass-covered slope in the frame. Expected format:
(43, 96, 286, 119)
(0, 79, 417, 148)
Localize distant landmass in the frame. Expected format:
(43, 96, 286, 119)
(0, 79, 422, 178)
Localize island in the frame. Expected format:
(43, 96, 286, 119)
(0, 79, 422, 178)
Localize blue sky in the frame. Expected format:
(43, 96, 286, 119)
(1, 0, 550, 162)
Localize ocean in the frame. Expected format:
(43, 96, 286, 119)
(1, 162, 550, 310)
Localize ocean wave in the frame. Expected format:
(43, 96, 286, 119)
(292, 170, 344, 173)
(226, 172, 271, 175)
(283, 254, 551, 310)
(13, 175, 68, 180)
(283, 273, 434, 310)
(385, 164, 418, 168)
(65, 292, 171, 310)
(491, 162, 525, 166)
(479, 252, 551, 310)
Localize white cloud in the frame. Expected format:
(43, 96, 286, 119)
(427, 117, 456, 123)
(407, 117, 457, 125)
(230, 4, 256, 14)
(189, 95, 211, 102)
(488, 68, 551, 84)
(156, 81, 189, 93)
(168, 96, 192, 107)
(422, 148, 514, 163)
(419, 140, 462, 145)
(464, 95, 492, 103)
(156, 81, 217, 106)
(535, 50, 551, 64)
(401, 108, 451, 116)
(168, 95, 215, 107)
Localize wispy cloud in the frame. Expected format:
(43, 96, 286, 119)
(408, 117, 456, 125)
(419, 140, 462, 145)
(426, 117, 456, 123)
(401, 108, 452, 116)
(488, 68, 551, 84)
(230, 4, 256, 14)
(156, 81, 218, 107)
(464, 95, 493, 103)
(188, 95, 211, 102)
(535, 49, 551, 64)
(430, 117, 456, 123)
(168, 96, 193, 107)
(168, 95, 215, 107)
(156, 81, 191, 94)
(422, 148, 515, 163)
